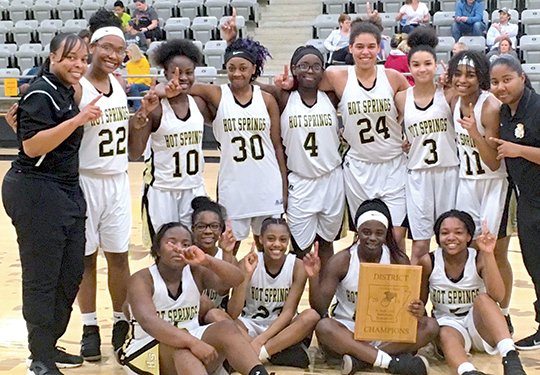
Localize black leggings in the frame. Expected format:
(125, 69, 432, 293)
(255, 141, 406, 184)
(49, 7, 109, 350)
(2, 168, 86, 362)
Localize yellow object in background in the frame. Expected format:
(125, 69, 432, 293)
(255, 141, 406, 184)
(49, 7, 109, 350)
(4, 78, 18, 97)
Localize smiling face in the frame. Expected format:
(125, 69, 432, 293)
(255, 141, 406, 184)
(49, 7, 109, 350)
(50, 39, 89, 86)
(165, 55, 196, 94)
(490, 63, 525, 107)
(226, 56, 256, 90)
(349, 32, 380, 70)
(292, 54, 324, 89)
(261, 223, 290, 261)
(438, 217, 471, 256)
(192, 211, 222, 252)
(409, 50, 436, 84)
(90, 34, 126, 73)
(357, 220, 387, 254)
(158, 225, 193, 267)
(452, 64, 480, 97)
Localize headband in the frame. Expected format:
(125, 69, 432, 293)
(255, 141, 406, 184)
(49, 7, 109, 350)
(356, 210, 389, 229)
(458, 55, 475, 69)
(290, 46, 324, 67)
(91, 26, 126, 44)
(224, 49, 257, 65)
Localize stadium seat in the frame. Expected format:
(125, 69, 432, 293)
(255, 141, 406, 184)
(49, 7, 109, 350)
(205, 0, 230, 18)
(520, 35, 540, 63)
(433, 11, 455, 38)
(38, 19, 63, 45)
(192, 39, 203, 54)
(439, 0, 457, 12)
(164, 17, 191, 40)
(13, 20, 39, 45)
(8, 4, 30, 23)
(312, 13, 339, 39)
(522, 63, 540, 92)
(306, 38, 329, 64)
(40, 43, 51, 62)
(33, 0, 57, 23)
(436, 36, 454, 63)
(153, 0, 177, 21)
(521, 9, 540, 35)
(376, 0, 403, 13)
(178, 0, 204, 21)
(58, 0, 82, 22)
(81, 0, 101, 20)
(322, 0, 349, 15)
(0, 0, 7, 21)
(230, 0, 259, 25)
(379, 12, 398, 36)
(458, 36, 486, 52)
(15, 43, 42, 72)
(61, 19, 88, 34)
(524, 0, 540, 9)
(147, 40, 165, 64)
(0, 20, 13, 44)
(219, 14, 245, 38)
(191, 16, 218, 44)
(491, 9, 519, 24)
(195, 65, 217, 83)
(203, 39, 227, 70)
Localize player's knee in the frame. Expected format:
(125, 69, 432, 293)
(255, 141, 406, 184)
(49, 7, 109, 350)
(106, 252, 130, 270)
(298, 308, 321, 328)
(418, 316, 439, 342)
(315, 317, 334, 339)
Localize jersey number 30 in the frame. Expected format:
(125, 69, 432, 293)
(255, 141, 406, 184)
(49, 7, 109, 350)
(232, 134, 265, 162)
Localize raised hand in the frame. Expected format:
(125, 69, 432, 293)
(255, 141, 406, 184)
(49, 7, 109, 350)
(438, 60, 448, 87)
(220, 7, 237, 43)
(476, 221, 496, 254)
(274, 64, 294, 91)
(75, 94, 102, 125)
(241, 243, 258, 275)
(490, 137, 522, 159)
(303, 241, 321, 278)
(457, 102, 481, 139)
(164, 66, 182, 98)
(181, 245, 208, 266)
(218, 219, 237, 254)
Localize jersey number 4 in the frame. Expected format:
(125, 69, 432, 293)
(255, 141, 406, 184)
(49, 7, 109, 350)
(172, 150, 199, 177)
(231, 134, 265, 162)
(98, 127, 127, 157)
(357, 116, 389, 144)
(303, 132, 319, 157)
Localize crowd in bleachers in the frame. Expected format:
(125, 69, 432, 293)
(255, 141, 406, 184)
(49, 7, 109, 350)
(312, 0, 540, 91)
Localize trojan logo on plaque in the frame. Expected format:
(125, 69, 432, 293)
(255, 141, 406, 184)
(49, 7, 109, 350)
(354, 263, 422, 343)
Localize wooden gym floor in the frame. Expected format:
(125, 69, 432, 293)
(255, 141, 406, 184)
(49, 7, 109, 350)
(0, 159, 539, 375)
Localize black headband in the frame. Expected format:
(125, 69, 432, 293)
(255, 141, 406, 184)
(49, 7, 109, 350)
(224, 49, 257, 65)
(290, 46, 324, 67)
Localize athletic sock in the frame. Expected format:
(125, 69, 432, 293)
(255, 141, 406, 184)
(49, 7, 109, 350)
(457, 362, 476, 375)
(373, 350, 392, 369)
(81, 312, 98, 327)
(501, 307, 510, 316)
(258, 345, 270, 362)
(497, 338, 515, 357)
(113, 311, 127, 323)
(248, 364, 269, 375)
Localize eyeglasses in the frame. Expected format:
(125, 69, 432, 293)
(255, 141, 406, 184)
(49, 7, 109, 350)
(95, 42, 126, 58)
(193, 222, 222, 232)
(295, 63, 323, 73)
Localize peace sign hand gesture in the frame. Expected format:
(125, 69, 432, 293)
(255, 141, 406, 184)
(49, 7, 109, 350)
(476, 221, 496, 254)
(303, 242, 321, 278)
(164, 67, 183, 98)
(274, 64, 294, 91)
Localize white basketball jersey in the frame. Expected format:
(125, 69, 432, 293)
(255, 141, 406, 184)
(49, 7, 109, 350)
(280, 90, 341, 178)
(403, 87, 459, 170)
(429, 247, 485, 319)
(143, 96, 205, 190)
(241, 252, 296, 326)
(454, 91, 507, 179)
(202, 248, 228, 308)
(213, 84, 283, 219)
(338, 65, 402, 163)
(332, 244, 391, 323)
(127, 264, 200, 351)
(78, 75, 129, 174)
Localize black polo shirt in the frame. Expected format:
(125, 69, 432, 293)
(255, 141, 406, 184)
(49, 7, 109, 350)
(13, 71, 83, 185)
(499, 87, 540, 203)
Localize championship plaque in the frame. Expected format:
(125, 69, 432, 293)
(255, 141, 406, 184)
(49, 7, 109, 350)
(354, 263, 422, 343)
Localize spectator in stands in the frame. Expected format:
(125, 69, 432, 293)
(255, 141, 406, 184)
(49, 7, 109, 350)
(451, 0, 486, 42)
(114, 1, 131, 30)
(126, 44, 152, 110)
(324, 13, 352, 64)
(132, 0, 162, 42)
(385, 33, 414, 85)
(486, 8, 518, 53)
(452, 41, 468, 55)
(396, 0, 430, 34)
(125, 20, 149, 54)
(487, 36, 518, 63)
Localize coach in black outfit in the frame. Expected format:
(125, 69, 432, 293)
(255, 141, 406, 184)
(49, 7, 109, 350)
(1, 33, 102, 375)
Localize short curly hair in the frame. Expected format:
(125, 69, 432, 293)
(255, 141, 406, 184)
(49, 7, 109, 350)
(447, 50, 491, 91)
(152, 39, 202, 69)
(89, 8, 122, 34)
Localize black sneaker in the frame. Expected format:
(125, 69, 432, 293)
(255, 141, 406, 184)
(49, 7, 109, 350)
(112, 320, 130, 352)
(462, 371, 489, 375)
(27, 360, 63, 375)
(505, 315, 514, 336)
(26, 347, 83, 369)
(269, 343, 309, 368)
(502, 350, 527, 375)
(388, 353, 429, 375)
(341, 354, 371, 375)
(515, 329, 540, 350)
(80, 325, 101, 362)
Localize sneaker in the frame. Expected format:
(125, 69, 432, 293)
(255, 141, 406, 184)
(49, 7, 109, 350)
(462, 371, 489, 375)
(388, 353, 429, 375)
(341, 354, 371, 375)
(514, 329, 540, 350)
(502, 350, 527, 375)
(111, 320, 130, 352)
(80, 325, 101, 362)
(27, 360, 63, 375)
(505, 315, 514, 336)
(269, 343, 309, 368)
(26, 347, 83, 369)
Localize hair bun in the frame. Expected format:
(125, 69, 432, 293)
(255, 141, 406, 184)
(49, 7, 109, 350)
(407, 27, 438, 49)
(191, 196, 213, 210)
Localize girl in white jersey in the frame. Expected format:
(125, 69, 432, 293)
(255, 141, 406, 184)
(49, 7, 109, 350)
(418, 210, 526, 375)
(228, 218, 320, 369)
(395, 28, 459, 264)
(128, 39, 212, 246)
(301, 20, 410, 246)
(304, 199, 437, 375)
(119, 222, 271, 375)
(447, 50, 514, 327)
(73, 9, 132, 362)
(160, 38, 286, 252)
